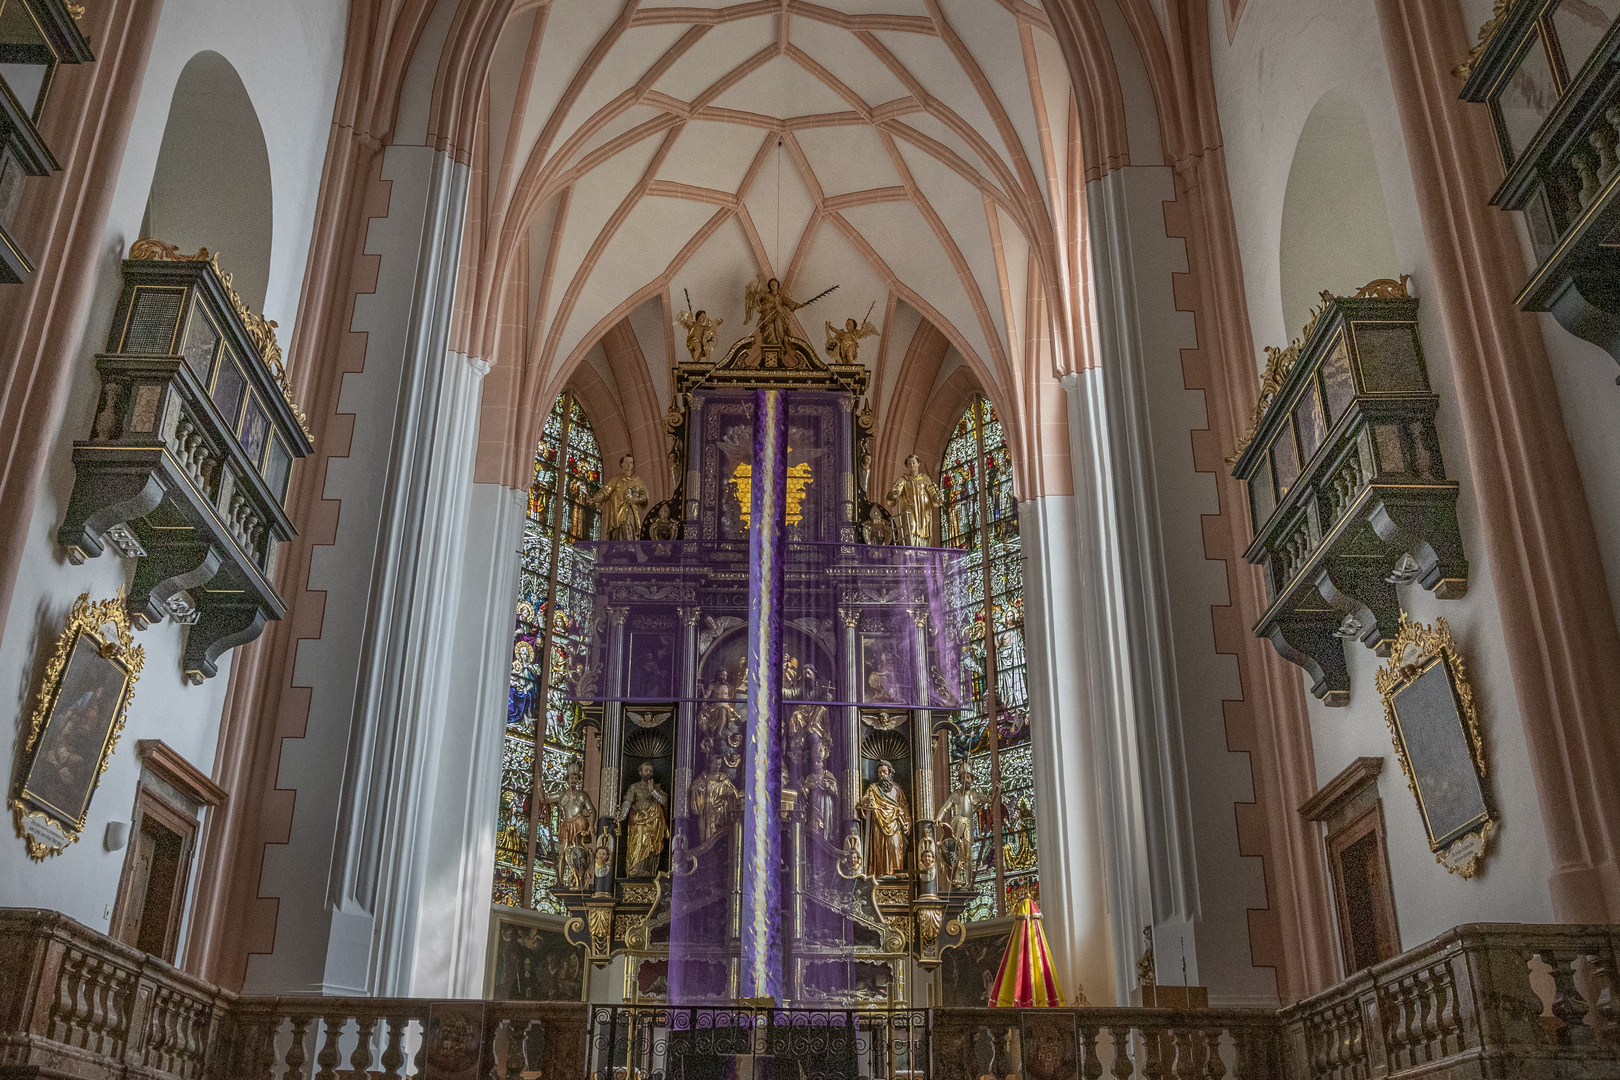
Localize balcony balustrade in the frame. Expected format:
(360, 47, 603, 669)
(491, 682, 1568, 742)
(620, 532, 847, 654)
(5, 909, 1618, 1079)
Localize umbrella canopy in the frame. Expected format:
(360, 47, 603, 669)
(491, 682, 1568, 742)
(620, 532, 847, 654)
(987, 898, 1065, 1007)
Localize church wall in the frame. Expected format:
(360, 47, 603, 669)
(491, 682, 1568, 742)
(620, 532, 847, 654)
(0, 0, 346, 967)
(1205, 0, 1559, 957)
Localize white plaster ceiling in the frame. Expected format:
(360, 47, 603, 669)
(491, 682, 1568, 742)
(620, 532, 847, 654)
(484, 0, 1080, 397)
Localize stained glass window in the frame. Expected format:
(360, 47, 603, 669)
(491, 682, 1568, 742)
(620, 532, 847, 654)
(494, 393, 602, 912)
(940, 396, 1037, 921)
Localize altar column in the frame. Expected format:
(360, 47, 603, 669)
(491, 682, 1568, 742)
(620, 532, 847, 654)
(741, 387, 788, 1002)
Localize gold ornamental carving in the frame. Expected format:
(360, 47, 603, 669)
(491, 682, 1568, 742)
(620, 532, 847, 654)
(1375, 615, 1494, 878)
(10, 592, 146, 860)
(1228, 276, 1411, 465)
(916, 907, 942, 953)
(586, 907, 614, 957)
(128, 238, 313, 441)
(1455, 0, 1516, 80)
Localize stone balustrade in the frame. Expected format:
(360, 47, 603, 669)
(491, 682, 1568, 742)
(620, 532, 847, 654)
(1281, 922, 1620, 1079)
(4, 910, 1619, 1079)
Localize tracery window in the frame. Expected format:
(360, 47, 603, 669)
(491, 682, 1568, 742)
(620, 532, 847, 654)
(493, 393, 602, 912)
(940, 396, 1037, 921)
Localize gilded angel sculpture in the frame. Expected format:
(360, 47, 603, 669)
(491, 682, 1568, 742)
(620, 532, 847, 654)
(675, 308, 723, 363)
(744, 278, 801, 351)
(825, 317, 878, 365)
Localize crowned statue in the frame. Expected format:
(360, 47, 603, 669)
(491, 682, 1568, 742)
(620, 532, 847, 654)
(858, 759, 912, 877)
(618, 761, 668, 876)
(886, 453, 943, 547)
(936, 758, 998, 892)
(676, 308, 723, 363)
(593, 453, 650, 541)
(825, 316, 878, 365)
(744, 277, 802, 356)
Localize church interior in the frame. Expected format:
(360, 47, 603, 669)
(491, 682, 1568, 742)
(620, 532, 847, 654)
(2, 0, 1620, 1077)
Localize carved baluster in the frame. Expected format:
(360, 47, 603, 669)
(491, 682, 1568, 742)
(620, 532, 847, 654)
(313, 1015, 344, 1080)
(1229, 1027, 1256, 1080)
(1141, 1023, 1167, 1080)
(1585, 950, 1618, 1042)
(1576, 151, 1601, 207)
(1079, 1024, 1104, 1080)
(1108, 1026, 1135, 1080)
(1433, 965, 1458, 1056)
(1169, 1028, 1194, 1080)
(1540, 949, 1595, 1044)
(349, 1015, 377, 1078)
(380, 1016, 408, 1080)
(284, 1016, 311, 1080)
(1416, 968, 1439, 1060)
(1590, 108, 1617, 183)
(1203, 1026, 1227, 1080)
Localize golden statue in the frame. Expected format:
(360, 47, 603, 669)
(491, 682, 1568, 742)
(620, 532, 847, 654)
(617, 761, 668, 876)
(825, 317, 878, 365)
(788, 700, 831, 769)
(690, 759, 740, 843)
(801, 756, 839, 843)
(541, 760, 597, 891)
(885, 453, 942, 547)
(697, 670, 742, 766)
(858, 759, 911, 877)
(936, 758, 997, 892)
(676, 308, 723, 363)
(592, 453, 650, 541)
(744, 278, 802, 353)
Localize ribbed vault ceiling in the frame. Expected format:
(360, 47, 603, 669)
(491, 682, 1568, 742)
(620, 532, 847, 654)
(478, 0, 1081, 409)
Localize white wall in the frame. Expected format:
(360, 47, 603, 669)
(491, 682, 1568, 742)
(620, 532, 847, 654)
(1208, 0, 1560, 952)
(0, 0, 346, 961)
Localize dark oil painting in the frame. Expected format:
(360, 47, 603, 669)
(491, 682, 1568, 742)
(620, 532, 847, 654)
(490, 918, 584, 1002)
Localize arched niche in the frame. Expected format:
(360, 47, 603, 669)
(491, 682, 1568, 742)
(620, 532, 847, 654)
(142, 52, 273, 312)
(1279, 90, 1400, 336)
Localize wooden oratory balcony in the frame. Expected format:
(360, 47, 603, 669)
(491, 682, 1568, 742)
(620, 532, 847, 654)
(54, 242, 313, 683)
(3, 908, 1618, 1079)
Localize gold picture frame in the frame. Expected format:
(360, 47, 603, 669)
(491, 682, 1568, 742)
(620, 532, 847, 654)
(1375, 615, 1493, 877)
(10, 591, 145, 860)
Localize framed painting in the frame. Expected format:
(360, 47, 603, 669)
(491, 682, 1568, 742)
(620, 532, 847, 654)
(10, 592, 145, 859)
(1375, 616, 1494, 876)
(486, 908, 586, 1002)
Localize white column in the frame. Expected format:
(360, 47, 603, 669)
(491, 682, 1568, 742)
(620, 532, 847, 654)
(1021, 494, 1115, 1004)
(409, 476, 525, 997)
(249, 145, 475, 995)
(1072, 164, 1274, 1007)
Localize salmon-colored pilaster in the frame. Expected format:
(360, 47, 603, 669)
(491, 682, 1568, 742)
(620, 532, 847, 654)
(0, 0, 163, 660)
(1375, 0, 1620, 921)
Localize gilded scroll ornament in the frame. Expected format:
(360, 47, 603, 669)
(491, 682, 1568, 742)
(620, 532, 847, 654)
(1375, 615, 1495, 877)
(129, 238, 313, 441)
(1455, 0, 1516, 81)
(1228, 277, 1411, 465)
(10, 592, 146, 860)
